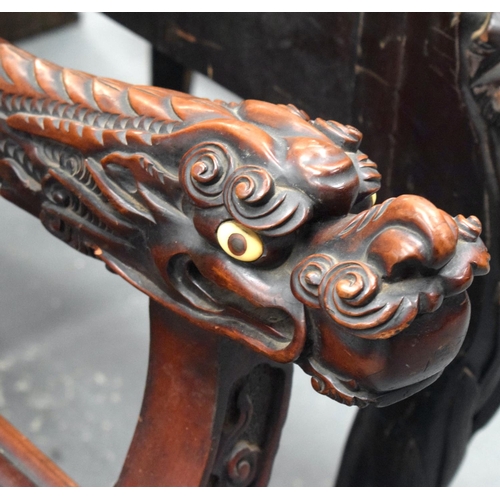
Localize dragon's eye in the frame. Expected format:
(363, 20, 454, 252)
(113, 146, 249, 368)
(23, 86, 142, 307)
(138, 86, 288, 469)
(217, 221, 263, 262)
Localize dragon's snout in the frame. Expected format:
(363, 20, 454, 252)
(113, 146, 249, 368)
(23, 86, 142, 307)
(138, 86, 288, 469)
(290, 195, 489, 406)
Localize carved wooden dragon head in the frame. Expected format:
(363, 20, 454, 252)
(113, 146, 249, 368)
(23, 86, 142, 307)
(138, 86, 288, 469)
(0, 41, 490, 407)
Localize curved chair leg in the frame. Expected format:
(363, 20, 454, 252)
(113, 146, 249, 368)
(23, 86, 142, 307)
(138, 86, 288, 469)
(116, 299, 292, 486)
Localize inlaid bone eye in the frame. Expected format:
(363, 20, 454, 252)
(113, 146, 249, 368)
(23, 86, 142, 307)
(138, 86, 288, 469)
(217, 221, 264, 262)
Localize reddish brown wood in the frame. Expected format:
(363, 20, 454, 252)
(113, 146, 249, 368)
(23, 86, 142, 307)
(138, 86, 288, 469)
(117, 300, 291, 486)
(116, 300, 221, 486)
(0, 415, 77, 487)
(0, 37, 492, 486)
(0, 453, 36, 487)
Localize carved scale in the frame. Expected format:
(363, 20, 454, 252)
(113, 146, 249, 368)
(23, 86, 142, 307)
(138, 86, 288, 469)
(0, 40, 490, 486)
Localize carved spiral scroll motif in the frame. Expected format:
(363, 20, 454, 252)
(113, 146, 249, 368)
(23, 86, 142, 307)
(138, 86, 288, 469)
(180, 142, 235, 207)
(226, 440, 261, 487)
(319, 261, 417, 339)
(224, 165, 312, 237)
(291, 254, 336, 308)
(59, 151, 84, 176)
(0, 39, 491, 417)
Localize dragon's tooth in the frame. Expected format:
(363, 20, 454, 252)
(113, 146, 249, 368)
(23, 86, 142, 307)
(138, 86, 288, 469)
(13, 95, 22, 110)
(149, 120, 163, 133)
(142, 117, 154, 129)
(95, 112, 111, 127)
(54, 103, 65, 117)
(22, 96, 32, 110)
(33, 98, 44, 113)
(73, 123, 84, 137)
(43, 117, 54, 130)
(63, 104, 78, 119)
(114, 130, 127, 145)
(32, 116, 45, 129)
(46, 100, 57, 114)
(142, 132, 153, 145)
(81, 125, 104, 146)
(84, 111, 98, 125)
(158, 122, 171, 134)
(101, 129, 114, 145)
(91, 129, 104, 145)
(76, 107, 87, 121)
(105, 115, 119, 128)
(118, 117, 130, 128)
(4, 94, 13, 112)
(126, 129, 152, 146)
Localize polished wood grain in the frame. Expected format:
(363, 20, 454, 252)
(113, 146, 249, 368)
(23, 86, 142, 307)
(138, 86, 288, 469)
(117, 300, 291, 486)
(0, 453, 36, 487)
(0, 414, 77, 486)
(0, 36, 490, 486)
(106, 12, 500, 486)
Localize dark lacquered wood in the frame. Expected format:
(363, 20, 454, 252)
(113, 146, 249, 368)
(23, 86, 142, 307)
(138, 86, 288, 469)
(106, 13, 361, 123)
(0, 33, 491, 486)
(0, 415, 77, 487)
(335, 12, 500, 486)
(152, 48, 191, 94)
(0, 13, 77, 42)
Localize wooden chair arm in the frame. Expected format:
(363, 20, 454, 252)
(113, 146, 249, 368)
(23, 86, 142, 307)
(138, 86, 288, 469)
(0, 38, 490, 485)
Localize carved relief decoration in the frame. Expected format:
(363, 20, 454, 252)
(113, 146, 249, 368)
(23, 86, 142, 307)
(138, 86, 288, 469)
(0, 41, 490, 407)
(206, 363, 289, 487)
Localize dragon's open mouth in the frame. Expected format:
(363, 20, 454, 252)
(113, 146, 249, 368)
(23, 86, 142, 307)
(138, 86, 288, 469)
(166, 254, 296, 344)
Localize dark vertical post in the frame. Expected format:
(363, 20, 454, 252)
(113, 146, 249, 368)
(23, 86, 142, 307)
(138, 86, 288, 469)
(152, 47, 191, 92)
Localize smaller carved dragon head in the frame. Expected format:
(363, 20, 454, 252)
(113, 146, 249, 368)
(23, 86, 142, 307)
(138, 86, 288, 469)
(291, 196, 488, 406)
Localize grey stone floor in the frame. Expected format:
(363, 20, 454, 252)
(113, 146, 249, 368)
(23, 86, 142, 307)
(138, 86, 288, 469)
(0, 13, 499, 487)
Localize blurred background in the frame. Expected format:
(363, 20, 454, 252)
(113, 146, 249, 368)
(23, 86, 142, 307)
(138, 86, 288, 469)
(0, 12, 499, 486)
